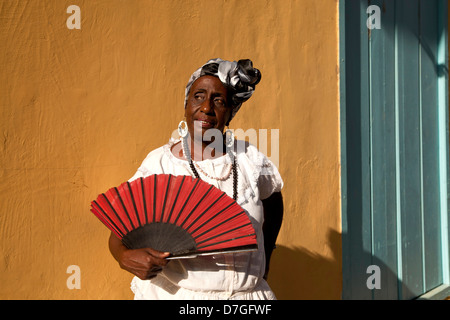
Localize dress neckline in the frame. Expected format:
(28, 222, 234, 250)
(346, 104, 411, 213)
(163, 138, 234, 165)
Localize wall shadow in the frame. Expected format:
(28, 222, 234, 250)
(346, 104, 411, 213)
(267, 229, 341, 300)
(267, 228, 415, 300)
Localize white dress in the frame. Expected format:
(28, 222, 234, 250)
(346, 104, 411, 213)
(128, 138, 284, 300)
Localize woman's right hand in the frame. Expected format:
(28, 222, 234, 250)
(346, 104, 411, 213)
(109, 232, 170, 280)
(118, 247, 170, 280)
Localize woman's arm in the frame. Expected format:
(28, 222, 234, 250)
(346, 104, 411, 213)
(262, 191, 284, 280)
(109, 232, 170, 280)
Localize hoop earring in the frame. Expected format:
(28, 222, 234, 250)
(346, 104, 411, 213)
(224, 127, 234, 149)
(178, 118, 188, 138)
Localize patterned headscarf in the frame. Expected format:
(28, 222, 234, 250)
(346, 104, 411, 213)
(184, 58, 261, 122)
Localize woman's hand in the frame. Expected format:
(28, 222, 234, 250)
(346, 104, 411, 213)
(109, 232, 170, 280)
(118, 247, 170, 280)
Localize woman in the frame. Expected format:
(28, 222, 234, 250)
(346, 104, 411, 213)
(108, 58, 284, 300)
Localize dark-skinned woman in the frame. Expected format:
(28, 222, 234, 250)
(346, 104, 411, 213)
(109, 58, 284, 300)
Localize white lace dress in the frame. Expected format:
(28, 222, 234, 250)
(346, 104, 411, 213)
(128, 138, 283, 300)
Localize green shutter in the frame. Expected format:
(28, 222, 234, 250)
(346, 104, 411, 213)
(340, 0, 449, 300)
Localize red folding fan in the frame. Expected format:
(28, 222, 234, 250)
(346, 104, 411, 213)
(90, 174, 257, 259)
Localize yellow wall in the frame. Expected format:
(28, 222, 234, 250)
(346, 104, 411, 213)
(0, 0, 341, 299)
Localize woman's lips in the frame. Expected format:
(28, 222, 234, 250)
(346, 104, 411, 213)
(194, 120, 215, 128)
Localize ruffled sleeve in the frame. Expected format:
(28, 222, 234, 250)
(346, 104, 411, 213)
(128, 146, 166, 182)
(236, 141, 284, 201)
(257, 157, 284, 200)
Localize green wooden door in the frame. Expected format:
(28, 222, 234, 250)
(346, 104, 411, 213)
(340, 0, 450, 300)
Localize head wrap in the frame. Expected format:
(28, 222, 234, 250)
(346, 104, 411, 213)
(184, 58, 261, 122)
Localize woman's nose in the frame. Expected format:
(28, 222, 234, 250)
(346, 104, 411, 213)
(200, 98, 214, 113)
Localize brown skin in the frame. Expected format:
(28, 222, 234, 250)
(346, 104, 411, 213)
(109, 233, 169, 280)
(108, 75, 284, 281)
(172, 75, 233, 161)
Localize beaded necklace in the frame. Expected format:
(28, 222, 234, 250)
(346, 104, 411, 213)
(181, 137, 238, 201)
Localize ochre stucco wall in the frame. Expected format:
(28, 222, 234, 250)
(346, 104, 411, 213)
(0, 0, 341, 299)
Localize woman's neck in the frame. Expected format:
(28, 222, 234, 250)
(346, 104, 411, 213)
(171, 136, 226, 162)
(188, 137, 225, 161)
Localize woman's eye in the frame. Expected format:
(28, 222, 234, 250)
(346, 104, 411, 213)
(194, 94, 205, 100)
(214, 98, 225, 106)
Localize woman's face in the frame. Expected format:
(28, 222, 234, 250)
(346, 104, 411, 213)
(185, 75, 232, 140)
